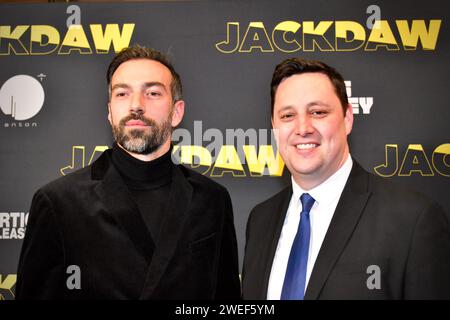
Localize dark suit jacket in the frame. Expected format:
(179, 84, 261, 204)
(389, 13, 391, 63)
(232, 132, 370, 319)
(16, 149, 241, 299)
(242, 161, 450, 299)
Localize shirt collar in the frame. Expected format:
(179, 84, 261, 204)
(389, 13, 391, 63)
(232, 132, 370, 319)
(291, 155, 353, 207)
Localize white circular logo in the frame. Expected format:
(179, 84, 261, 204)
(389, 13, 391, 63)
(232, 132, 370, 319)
(0, 75, 45, 121)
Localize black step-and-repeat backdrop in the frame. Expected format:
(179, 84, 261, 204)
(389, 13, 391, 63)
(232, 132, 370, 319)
(0, 0, 448, 300)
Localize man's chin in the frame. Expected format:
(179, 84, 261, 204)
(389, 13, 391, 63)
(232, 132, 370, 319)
(290, 162, 321, 177)
(126, 127, 150, 137)
(120, 139, 145, 152)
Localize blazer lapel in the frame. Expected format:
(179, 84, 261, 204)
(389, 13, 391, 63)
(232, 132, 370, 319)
(139, 165, 193, 299)
(305, 162, 372, 299)
(93, 151, 155, 265)
(260, 187, 292, 299)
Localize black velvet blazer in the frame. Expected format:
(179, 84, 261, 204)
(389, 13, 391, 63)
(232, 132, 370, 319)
(16, 149, 241, 299)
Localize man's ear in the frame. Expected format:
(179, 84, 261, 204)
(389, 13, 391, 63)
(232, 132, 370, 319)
(107, 102, 112, 125)
(344, 103, 354, 135)
(171, 100, 185, 127)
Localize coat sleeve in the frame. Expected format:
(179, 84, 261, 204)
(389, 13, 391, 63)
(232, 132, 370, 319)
(15, 189, 66, 299)
(214, 190, 241, 299)
(404, 202, 450, 299)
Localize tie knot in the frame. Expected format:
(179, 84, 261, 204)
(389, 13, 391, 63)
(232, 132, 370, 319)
(300, 193, 315, 213)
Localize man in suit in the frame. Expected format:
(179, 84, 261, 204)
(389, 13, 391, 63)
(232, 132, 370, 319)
(242, 58, 450, 299)
(16, 45, 241, 299)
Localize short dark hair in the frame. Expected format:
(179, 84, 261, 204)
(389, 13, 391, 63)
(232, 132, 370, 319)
(270, 58, 348, 116)
(107, 44, 182, 102)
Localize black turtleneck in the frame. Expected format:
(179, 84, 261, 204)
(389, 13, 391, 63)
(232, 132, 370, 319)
(111, 143, 173, 241)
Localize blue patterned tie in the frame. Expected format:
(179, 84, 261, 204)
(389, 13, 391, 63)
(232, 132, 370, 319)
(281, 193, 315, 300)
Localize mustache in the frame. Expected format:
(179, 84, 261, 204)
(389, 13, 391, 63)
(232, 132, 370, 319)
(118, 113, 157, 127)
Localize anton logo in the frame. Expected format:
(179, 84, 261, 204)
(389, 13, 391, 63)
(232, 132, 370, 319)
(0, 75, 44, 123)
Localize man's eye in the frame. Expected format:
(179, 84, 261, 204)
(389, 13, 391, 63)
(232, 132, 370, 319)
(147, 91, 161, 97)
(311, 110, 327, 116)
(115, 92, 127, 97)
(280, 114, 293, 119)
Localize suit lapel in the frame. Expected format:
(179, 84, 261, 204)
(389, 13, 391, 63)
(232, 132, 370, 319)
(139, 165, 193, 299)
(305, 162, 372, 299)
(93, 151, 155, 265)
(260, 187, 292, 299)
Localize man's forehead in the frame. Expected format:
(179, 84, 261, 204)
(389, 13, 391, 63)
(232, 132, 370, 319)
(277, 73, 336, 97)
(274, 73, 341, 108)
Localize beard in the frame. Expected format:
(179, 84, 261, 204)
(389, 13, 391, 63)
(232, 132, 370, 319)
(111, 113, 172, 155)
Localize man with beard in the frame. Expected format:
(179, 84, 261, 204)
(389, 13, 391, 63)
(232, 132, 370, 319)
(16, 45, 241, 300)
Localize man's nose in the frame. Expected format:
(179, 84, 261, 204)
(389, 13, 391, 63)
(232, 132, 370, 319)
(130, 93, 145, 114)
(295, 116, 314, 136)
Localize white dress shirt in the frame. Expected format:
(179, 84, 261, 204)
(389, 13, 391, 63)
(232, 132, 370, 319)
(267, 155, 353, 300)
